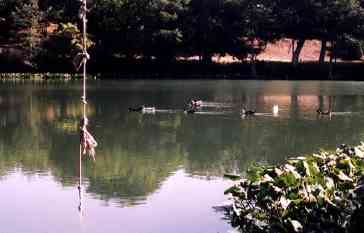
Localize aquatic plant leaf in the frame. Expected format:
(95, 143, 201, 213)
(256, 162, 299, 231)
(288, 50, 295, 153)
(225, 144, 364, 233)
(337, 171, 353, 182)
(275, 168, 283, 176)
(311, 162, 320, 174)
(283, 164, 301, 179)
(303, 161, 311, 177)
(287, 159, 299, 165)
(290, 198, 303, 206)
(277, 173, 299, 188)
(270, 184, 283, 194)
(354, 147, 364, 158)
(224, 185, 240, 195)
(247, 166, 266, 183)
(288, 219, 303, 232)
(313, 153, 326, 161)
(261, 174, 274, 183)
(279, 196, 291, 209)
(224, 173, 241, 181)
(342, 158, 356, 176)
(325, 177, 335, 190)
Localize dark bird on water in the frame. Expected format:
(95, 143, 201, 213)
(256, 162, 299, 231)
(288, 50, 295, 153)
(316, 109, 331, 116)
(241, 108, 256, 116)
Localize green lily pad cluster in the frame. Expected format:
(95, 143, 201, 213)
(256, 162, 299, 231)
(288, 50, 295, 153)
(225, 144, 364, 233)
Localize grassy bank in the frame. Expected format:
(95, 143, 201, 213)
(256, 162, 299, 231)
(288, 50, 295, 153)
(0, 61, 363, 80)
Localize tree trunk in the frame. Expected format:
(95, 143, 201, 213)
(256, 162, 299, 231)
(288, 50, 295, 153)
(328, 40, 335, 79)
(319, 39, 327, 65)
(250, 54, 257, 77)
(292, 39, 305, 67)
(318, 95, 324, 110)
(202, 51, 212, 64)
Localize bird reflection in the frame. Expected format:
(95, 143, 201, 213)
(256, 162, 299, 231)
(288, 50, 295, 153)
(317, 96, 333, 120)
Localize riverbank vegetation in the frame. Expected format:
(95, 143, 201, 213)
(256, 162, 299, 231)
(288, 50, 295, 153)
(1, 61, 364, 80)
(0, 0, 364, 78)
(225, 144, 364, 233)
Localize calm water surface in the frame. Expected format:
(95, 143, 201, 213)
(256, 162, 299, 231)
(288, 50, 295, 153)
(1, 80, 364, 233)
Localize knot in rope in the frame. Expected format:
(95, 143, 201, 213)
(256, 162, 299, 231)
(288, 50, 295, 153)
(74, 0, 90, 71)
(73, 51, 90, 71)
(80, 117, 98, 161)
(81, 95, 87, 104)
(79, 0, 87, 20)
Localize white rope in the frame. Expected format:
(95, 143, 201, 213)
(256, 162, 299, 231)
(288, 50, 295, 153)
(77, 0, 97, 214)
(78, 0, 87, 212)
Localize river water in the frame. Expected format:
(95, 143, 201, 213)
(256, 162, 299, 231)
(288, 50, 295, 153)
(1, 80, 364, 233)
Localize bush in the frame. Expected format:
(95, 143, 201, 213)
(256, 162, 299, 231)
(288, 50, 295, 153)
(225, 144, 364, 233)
(334, 37, 363, 60)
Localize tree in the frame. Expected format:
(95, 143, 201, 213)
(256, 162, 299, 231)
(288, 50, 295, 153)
(181, 0, 225, 63)
(36, 22, 94, 71)
(218, 0, 279, 75)
(88, 0, 131, 60)
(0, 0, 42, 68)
(272, 0, 364, 66)
(38, 0, 80, 23)
(88, 0, 186, 63)
(147, 0, 185, 62)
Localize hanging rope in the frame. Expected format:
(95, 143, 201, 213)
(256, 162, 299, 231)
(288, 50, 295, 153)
(78, 0, 97, 162)
(77, 0, 97, 213)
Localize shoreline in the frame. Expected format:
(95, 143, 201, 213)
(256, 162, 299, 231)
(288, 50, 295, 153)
(0, 60, 363, 81)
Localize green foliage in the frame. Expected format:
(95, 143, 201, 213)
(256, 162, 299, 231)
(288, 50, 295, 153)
(225, 144, 364, 233)
(2, 0, 364, 70)
(335, 35, 363, 60)
(36, 22, 94, 71)
(39, 0, 80, 23)
(87, 0, 186, 62)
(181, 0, 225, 62)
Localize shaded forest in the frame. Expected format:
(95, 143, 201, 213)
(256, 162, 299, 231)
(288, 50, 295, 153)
(0, 0, 364, 76)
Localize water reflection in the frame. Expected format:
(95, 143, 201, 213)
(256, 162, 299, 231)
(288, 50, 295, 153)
(1, 80, 364, 207)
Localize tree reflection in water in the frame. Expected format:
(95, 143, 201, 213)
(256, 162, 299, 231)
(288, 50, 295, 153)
(0, 80, 364, 206)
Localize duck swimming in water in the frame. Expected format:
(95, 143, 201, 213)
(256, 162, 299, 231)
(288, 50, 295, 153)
(241, 108, 256, 116)
(142, 106, 156, 113)
(184, 108, 196, 114)
(128, 106, 156, 113)
(128, 106, 143, 112)
(273, 105, 279, 116)
(316, 109, 331, 116)
(189, 99, 203, 108)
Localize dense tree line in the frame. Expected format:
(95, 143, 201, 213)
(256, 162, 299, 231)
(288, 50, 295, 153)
(0, 0, 364, 71)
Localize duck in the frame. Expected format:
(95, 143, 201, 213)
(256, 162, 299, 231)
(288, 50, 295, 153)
(128, 105, 156, 113)
(128, 106, 143, 112)
(189, 99, 203, 107)
(142, 106, 156, 113)
(184, 108, 196, 114)
(316, 109, 331, 116)
(273, 105, 279, 116)
(241, 108, 256, 116)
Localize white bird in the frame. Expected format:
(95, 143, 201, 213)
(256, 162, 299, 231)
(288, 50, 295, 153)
(272, 105, 279, 116)
(142, 106, 156, 114)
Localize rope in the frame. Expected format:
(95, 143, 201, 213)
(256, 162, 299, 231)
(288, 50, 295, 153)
(78, 0, 97, 162)
(77, 0, 97, 213)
